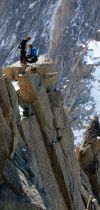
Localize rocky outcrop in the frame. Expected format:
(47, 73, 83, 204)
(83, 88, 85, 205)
(95, 30, 100, 41)
(77, 116, 100, 207)
(0, 58, 100, 210)
(0, 0, 100, 147)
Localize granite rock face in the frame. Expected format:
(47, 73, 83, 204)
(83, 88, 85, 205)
(0, 0, 100, 145)
(0, 58, 99, 209)
(1, 59, 100, 210)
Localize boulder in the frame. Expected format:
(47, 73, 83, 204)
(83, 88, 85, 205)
(2, 66, 26, 80)
(18, 73, 38, 104)
(78, 117, 100, 204)
(43, 72, 58, 90)
(35, 59, 56, 76)
(25, 60, 57, 90)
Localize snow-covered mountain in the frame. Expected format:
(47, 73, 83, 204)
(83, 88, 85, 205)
(0, 0, 59, 66)
(0, 0, 100, 68)
(49, 0, 100, 80)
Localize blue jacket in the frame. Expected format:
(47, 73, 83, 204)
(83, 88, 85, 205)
(28, 47, 38, 57)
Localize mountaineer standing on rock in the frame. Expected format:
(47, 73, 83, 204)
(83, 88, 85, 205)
(19, 36, 31, 65)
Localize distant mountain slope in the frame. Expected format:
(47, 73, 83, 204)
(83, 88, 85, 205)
(72, 40, 100, 144)
(49, 0, 100, 77)
(0, 0, 59, 66)
(0, 0, 100, 70)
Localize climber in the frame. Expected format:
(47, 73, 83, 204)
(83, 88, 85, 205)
(19, 36, 31, 65)
(27, 44, 38, 63)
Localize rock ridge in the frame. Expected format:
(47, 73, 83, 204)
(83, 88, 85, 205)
(0, 58, 99, 210)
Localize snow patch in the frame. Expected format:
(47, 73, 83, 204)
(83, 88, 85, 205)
(84, 40, 100, 65)
(50, 0, 62, 42)
(73, 128, 84, 145)
(19, 105, 24, 117)
(22, 147, 27, 152)
(12, 81, 20, 91)
(29, 2, 36, 9)
(91, 65, 100, 114)
(1, 39, 5, 48)
(16, 21, 20, 27)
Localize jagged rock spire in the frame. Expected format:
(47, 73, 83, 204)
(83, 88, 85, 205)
(83, 116, 100, 145)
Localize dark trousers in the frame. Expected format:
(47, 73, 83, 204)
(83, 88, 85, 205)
(27, 56, 38, 63)
(20, 50, 27, 64)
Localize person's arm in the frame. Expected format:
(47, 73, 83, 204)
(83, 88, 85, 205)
(36, 48, 39, 57)
(18, 41, 22, 49)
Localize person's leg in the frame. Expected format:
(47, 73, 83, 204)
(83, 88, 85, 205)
(27, 56, 38, 63)
(20, 50, 23, 63)
(31, 56, 38, 63)
(23, 50, 27, 64)
(20, 50, 27, 64)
